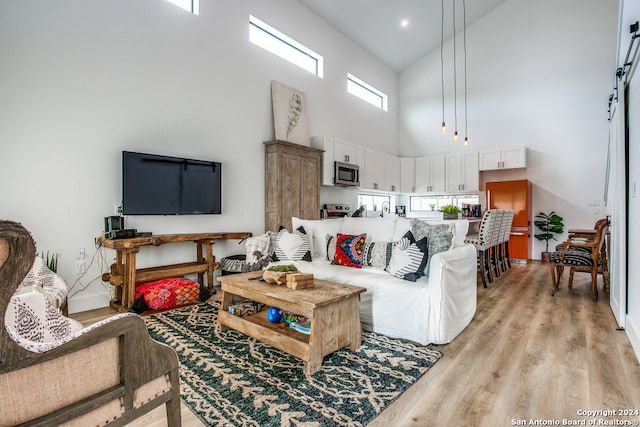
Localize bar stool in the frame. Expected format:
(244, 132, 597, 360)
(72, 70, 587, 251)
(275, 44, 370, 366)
(497, 210, 514, 272)
(489, 209, 504, 278)
(464, 210, 499, 288)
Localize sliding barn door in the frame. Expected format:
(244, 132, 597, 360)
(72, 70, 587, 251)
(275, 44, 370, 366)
(608, 97, 626, 328)
(626, 75, 640, 336)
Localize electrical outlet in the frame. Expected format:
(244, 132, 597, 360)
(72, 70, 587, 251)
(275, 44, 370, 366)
(114, 203, 123, 215)
(77, 247, 85, 260)
(76, 260, 86, 275)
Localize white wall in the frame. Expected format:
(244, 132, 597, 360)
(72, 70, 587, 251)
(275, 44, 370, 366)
(398, 0, 618, 259)
(0, 0, 397, 312)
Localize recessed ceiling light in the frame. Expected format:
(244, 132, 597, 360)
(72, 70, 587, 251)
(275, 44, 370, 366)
(400, 19, 409, 28)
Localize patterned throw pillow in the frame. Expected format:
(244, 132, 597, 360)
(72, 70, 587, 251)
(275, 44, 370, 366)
(387, 231, 428, 282)
(326, 234, 337, 261)
(332, 233, 367, 268)
(362, 240, 395, 270)
(411, 222, 453, 276)
(271, 226, 312, 262)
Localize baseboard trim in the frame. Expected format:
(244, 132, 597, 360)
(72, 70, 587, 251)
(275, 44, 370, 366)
(67, 293, 111, 314)
(626, 314, 640, 365)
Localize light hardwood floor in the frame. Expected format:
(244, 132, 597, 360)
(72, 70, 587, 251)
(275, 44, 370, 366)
(71, 262, 640, 426)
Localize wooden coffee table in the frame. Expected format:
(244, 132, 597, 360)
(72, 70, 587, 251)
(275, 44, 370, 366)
(217, 271, 366, 375)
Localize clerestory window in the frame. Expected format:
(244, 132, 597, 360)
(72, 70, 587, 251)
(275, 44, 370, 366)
(249, 15, 324, 78)
(347, 73, 388, 111)
(165, 0, 199, 15)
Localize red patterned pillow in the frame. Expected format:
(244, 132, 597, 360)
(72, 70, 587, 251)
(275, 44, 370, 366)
(332, 233, 367, 268)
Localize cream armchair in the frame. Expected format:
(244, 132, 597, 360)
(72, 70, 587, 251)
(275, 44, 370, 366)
(0, 220, 181, 426)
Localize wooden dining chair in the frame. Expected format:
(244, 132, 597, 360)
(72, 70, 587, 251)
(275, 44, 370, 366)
(549, 218, 609, 301)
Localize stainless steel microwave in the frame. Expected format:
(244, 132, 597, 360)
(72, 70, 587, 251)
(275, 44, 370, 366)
(334, 161, 359, 186)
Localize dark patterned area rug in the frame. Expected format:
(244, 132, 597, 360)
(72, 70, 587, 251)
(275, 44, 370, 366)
(144, 301, 442, 427)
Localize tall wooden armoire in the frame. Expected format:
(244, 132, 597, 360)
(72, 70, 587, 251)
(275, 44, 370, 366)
(264, 140, 322, 232)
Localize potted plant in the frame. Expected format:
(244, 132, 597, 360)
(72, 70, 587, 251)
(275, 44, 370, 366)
(40, 251, 58, 273)
(534, 211, 564, 262)
(440, 204, 462, 220)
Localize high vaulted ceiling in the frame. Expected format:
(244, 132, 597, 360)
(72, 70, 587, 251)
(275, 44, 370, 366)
(297, 0, 509, 72)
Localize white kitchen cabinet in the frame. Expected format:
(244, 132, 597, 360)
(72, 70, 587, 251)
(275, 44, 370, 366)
(311, 135, 360, 185)
(334, 138, 358, 164)
(363, 147, 386, 190)
(478, 147, 527, 171)
(415, 155, 446, 193)
(400, 157, 416, 193)
(384, 154, 401, 192)
(446, 151, 479, 192)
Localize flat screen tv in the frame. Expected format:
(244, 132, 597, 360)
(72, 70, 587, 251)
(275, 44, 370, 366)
(122, 151, 222, 215)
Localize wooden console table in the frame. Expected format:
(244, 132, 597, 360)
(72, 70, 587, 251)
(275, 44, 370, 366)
(99, 232, 251, 312)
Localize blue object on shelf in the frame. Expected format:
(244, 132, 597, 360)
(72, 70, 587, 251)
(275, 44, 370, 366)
(266, 307, 283, 323)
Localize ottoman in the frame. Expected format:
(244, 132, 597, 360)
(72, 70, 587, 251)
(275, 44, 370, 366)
(133, 277, 200, 312)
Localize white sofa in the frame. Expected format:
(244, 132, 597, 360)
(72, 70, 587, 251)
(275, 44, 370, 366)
(267, 215, 477, 345)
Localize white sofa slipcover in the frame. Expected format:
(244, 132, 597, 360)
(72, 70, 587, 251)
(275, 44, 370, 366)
(268, 216, 477, 345)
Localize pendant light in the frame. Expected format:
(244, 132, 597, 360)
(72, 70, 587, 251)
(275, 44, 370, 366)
(440, 0, 470, 145)
(452, 0, 458, 142)
(463, 0, 470, 146)
(440, 0, 446, 133)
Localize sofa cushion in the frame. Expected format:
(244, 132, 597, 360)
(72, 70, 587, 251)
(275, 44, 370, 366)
(341, 217, 397, 242)
(332, 233, 367, 268)
(393, 217, 413, 241)
(411, 222, 453, 275)
(271, 226, 312, 262)
(386, 231, 428, 282)
(362, 240, 395, 270)
(292, 217, 343, 259)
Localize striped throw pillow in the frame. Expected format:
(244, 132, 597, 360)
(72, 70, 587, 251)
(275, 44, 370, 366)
(386, 231, 428, 281)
